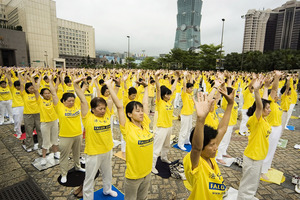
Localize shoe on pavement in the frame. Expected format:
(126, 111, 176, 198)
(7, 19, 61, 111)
(292, 175, 299, 184)
(33, 143, 39, 150)
(76, 168, 86, 172)
(152, 167, 158, 174)
(178, 145, 187, 151)
(22, 145, 32, 152)
(61, 175, 67, 183)
(295, 180, 300, 194)
(103, 190, 118, 197)
(16, 134, 21, 139)
(40, 158, 47, 166)
(54, 152, 60, 159)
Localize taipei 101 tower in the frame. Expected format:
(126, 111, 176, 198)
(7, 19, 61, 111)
(174, 0, 203, 50)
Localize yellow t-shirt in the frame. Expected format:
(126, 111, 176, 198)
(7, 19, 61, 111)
(83, 111, 113, 155)
(266, 96, 282, 126)
(0, 86, 12, 101)
(244, 113, 271, 160)
(205, 110, 219, 130)
(37, 98, 58, 122)
(63, 85, 75, 94)
(242, 88, 255, 109)
(57, 84, 64, 100)
(21, 91, 40, 114)
(175, 82, 182, 94)
(181, 91, 194, 115)
(280, 93, 292, 112)
(120, 114, 153, 179)
(157, 98, 174, 128)
(84, 90, 93, 109)
(55, 99, 82, 137)
(148, 84, 155, 98)
(136, 85, 144, 103)
(221, 97, 238, 126)
(10, 87, 24, 107)
(183, 153, 226, 200)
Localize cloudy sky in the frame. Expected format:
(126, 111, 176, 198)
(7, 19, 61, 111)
(55, 0, 288, 56)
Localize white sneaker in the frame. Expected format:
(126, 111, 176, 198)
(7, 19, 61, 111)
(61, 175, 67, 183)
(22, 145, 32, 152)
(178, 145, 187, 151)
(103, 190, 118, 197)
(54, 152, 60, 159)
(33, 143, 39, 150)
(76, 168, 86, 172)
(40, 158, 47, 166)
(152, 167, 158, 174)
(16, 134, 21, 139)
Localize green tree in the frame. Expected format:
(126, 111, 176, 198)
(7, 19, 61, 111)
(139, 57, 158, 69)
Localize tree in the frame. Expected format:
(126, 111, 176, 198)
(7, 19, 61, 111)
(139, 57, 158, 69)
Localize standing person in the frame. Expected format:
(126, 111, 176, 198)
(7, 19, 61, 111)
(19, 71, 42, 152)
(108, 77, 152, 200)
(49, 74, 84, 184)
(0, 70, 13, 125)
(177, 71, 194, 151)
(152, 70, 178, 173)
(148, 79, 156, 114)
(183, 86, 235, 199)
(6, 71, 24, 138)
(261, 71, 283, 179)
(33, 75, 60, 166)
(238, 77, 272, 199)
(73, 77, 117, 200)
(281, 76, 292, 129)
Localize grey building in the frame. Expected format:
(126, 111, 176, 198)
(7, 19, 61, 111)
(0, 28, 28, 66)
(174, 0, 203, 51)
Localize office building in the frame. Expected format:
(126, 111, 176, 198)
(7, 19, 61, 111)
(174, 0, 203, 51)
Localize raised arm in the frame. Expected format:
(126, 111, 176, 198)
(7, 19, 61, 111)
(216, 86, 235, 146)
(48, 74, 59, 106)
(190, 93, 213, 170)
(142, 81, 149, 115)
(17, 69, 26, 93)
(5, 70, 12, 87)
(73, 77, 89, 118)
(106, 79, 126, 127)
(253, 77, 264, 119)
(270, 71, 283, 100)
(170, 71, 179, 94)
(155, 70, 161, 102)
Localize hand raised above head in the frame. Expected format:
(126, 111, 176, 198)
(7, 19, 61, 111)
(193, 92, 214, 121)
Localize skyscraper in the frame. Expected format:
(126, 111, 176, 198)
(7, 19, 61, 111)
(174, 0, 203, 51)
(243, 0, 300, 53)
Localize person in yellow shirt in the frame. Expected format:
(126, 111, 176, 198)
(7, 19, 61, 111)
(183, 85, 235, 200)
(178, 71, 194, 151)
(238, 77, 272, 199)
(73, 77, 118, 199)
(0, 74, 13, 125)
(108, 77, 153, 200)
(261, 71, 283, 180)
(148, 79, 156, 114)
(173, 77, 182, 108)
(6, 71, 24, 138)
(49, 74, 84, 184)
(280, 76, 292, 130)
(285, 77, 298, 128)
(19, 71, 42, 152)
(34, 83, 60, 166)
(152, 70, 179, 174)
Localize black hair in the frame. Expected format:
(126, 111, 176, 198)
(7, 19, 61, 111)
(14, 80, 20, 87)
(186, 82, 194, 89)
(34, 77, 39, 81)
(99, 79, 104, 85)
(246, 99, 271, 117)
(150, 79, 155, 84)
(64, 76, 71, 84)
(25, 82, 33, 94)
(160, 85, 172, 100)
(189, 125, 218, 150)
(43, 76, 49, 81)
(163, 75, 168, 79)
(60, 93, 76, 103)
(40, 88, 51, 95)
(125, 101, 143, 121)
(101, 85, 108, 96)
(87, 76, 92, 81)
(280, 85, 291, 94)
(80, 81, 90, 93)
(90, 97, 107, 114)
(128, 87, 137, 96)
(0, 80, 6, 85)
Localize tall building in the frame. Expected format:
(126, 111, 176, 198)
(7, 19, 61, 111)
(243, 0, 300, 53)
(174, 0, 202, 51)
(0, 0, 95, 68)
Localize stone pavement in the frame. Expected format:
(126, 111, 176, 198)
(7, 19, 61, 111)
(0, 103, 300, 200)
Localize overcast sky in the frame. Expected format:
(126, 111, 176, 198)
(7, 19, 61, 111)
(55, 0, 289, 56)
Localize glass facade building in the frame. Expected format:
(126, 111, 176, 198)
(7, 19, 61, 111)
(174, 0, 203, 51)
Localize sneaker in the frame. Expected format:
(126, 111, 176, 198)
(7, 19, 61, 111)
(292, 175, 299, 184)
(161, 158, 171, 164)
(294, 144, 300, 149)
(61, 175, 67, 183)
(152, 167, 158, 174)
(178, 145, 187, 151)
(296, 180, 300, 194)
(76, 168, 86, 172)
(54, 152, 60, 159)
(40, 158, 47, 166)
(16, 134, 21, 139)
(103, 190, 118, 197)
(33, 143, 39, 150)
(22, 145, 32, 152)
(238, 132, 246, 136)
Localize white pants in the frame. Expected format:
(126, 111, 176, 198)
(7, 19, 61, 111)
(238, 155, 263, 200)
(152, 111, 158, 133)
(174, 93, 181, 108)
(0, 100, 13, 124)
(178, 115, 193, 148)
(261, 125, 282, 174)
(121, 134, 126, 152)
(216, 126, 234, 160)
(239, 91, 244, 111)
(12, 106, 24, 135)
(110, 115, 114, 137)
(285, 104, 295, 127)
(281, 112, 288, 128)
(239, 109, 249, 134)
(83, 150, 113, 200)
(153, 127, 172, 167)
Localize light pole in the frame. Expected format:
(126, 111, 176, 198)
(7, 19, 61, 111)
(44, 51, 48, 68)
(127, 36, 130, 67)
(219, 18, 225, 70)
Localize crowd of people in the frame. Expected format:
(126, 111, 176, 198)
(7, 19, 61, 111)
(0, 67, 299, 200)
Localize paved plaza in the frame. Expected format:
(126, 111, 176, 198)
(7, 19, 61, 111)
(0, 102, 300, 200)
